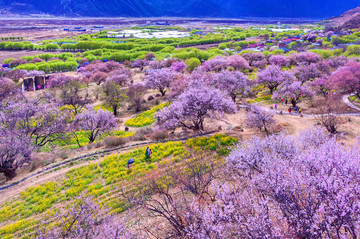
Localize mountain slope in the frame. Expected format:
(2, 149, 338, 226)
(147, 0, 231, 17)
(0, 0, 160, 17)
(218, 0, 360, 18)
(326, 6, 360, 30)
(0, 0, 359, 18)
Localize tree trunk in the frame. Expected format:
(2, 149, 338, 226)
(112, 105, 118, 116)
(193, 122, 201, 131)
(329, 125, 336, 134)
(3, 167, 17, 180)
(73, 132, 82, 148)
(231, 93, 237, 102)
(89, 132, 95, 143)
(264, 126, 269, 134)
(160, 88, 166, 96)
(269, 86, 275, 94)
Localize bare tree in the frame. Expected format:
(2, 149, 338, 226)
(127, 83, 147, 113)
(172, 159, 217, 200)
(315, 95, 346, 134)
(124, 157, 218, 238)
(36, 194, 135, 239)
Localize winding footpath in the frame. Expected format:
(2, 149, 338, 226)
(342, 93, 360, 112)
(1, 94, 360, 192)
(240, 93, 360, 118)
(300, 93, 360, 117)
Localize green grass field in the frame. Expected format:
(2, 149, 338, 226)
(125, 103, 170, 127)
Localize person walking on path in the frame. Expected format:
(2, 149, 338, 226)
(274, 104, 278, 110)
(299, 108, 302, 114)
(288, 107, 292, 113)
(285, 99, 288, 105)
(145, 146, 150, 159)
(281, 99, 284, 105)
(291, 98, 296, 107)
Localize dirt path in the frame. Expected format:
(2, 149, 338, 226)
(343, 93, 360, 112)
(238, 93, 360, 118)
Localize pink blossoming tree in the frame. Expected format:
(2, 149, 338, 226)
(269, 55, 290, 67)
(273, 81, 313, 107)
(157, 84, 236, 131)
(74, 107, 117, 144)
(329, 61, 360, 99)
(256, 65, 296, 94)
(245, 104, 275, 134)
(145, 68, 176, 96)
(212, 70, 251, 101)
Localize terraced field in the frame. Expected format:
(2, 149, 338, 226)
(0, 134, 238, 238)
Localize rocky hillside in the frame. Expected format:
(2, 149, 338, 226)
(326, 6, 360, 30)
(0, 0, 358, 18)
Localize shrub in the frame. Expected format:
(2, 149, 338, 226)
(185, 57, 201, 71)
(103, 137, 128, 148)
(149, 130, 168, 141)
(131, 128, 153, 141)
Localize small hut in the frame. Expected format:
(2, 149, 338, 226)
(22, 74, 50, 92)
